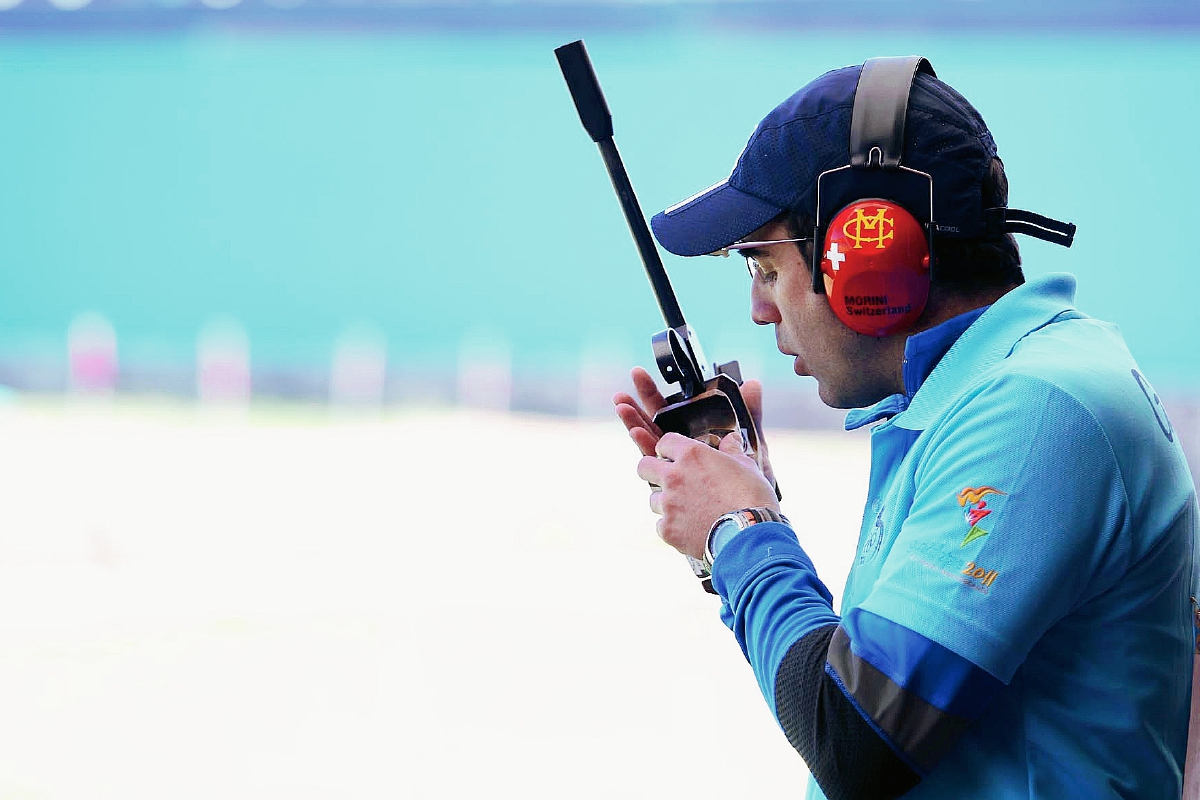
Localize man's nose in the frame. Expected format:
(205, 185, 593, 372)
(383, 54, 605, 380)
(751, 281, 780, 326)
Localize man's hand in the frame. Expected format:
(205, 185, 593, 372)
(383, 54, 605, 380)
(612, 366, 778, 489)
(635, 431, 779, 559)
(612, 366, 668, 457)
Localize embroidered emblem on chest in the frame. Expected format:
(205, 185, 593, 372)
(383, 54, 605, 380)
(956, 486, 1006, 547)
(859, 505, 887, 564)
(961, 560, 1000, 588)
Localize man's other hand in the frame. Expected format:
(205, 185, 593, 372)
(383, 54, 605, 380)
(612, 366, 667, 457)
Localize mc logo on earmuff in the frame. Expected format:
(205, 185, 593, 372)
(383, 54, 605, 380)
(842, 205, 896, 250)
(821, 199, 931, 337)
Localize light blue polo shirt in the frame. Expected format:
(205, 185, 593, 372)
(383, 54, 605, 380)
(818, 273, 1195, 797)
(715, 274, 1197, 799)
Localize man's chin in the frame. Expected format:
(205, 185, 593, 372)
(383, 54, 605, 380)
(814, 379, 889, 411)
(816, 385, 853, 410)
(791, 359, 888, 410)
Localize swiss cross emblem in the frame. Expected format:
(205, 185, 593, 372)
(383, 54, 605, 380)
(825, 241, 846, 272)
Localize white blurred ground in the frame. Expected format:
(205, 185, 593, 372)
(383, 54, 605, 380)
(0, 399, 869, 800)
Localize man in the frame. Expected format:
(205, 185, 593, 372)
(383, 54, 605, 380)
(613, 58, 1198, 799)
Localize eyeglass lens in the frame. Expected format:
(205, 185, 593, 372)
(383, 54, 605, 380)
(745, 255, 761, 279)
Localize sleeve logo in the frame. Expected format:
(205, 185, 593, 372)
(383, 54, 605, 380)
(956, 486, 1006, 547)
(1131, 369, 1174, 442)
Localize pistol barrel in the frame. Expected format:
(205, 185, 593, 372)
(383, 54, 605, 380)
(555, 39, 688, 333)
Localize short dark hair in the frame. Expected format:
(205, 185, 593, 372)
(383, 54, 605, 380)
(934, 157, 1023, 290)
(784, 157, 1023, 292)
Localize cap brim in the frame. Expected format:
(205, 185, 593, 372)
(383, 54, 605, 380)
(650, 180, 784, 257)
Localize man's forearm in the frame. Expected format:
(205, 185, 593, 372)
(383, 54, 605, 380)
(713, 523, 929, 800)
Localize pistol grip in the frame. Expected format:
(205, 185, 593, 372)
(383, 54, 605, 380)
(650, 374, 781, 596)
(652, 373, 767, 476)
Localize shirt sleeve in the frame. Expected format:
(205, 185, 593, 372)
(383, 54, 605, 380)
(713, 523, 1003, 800)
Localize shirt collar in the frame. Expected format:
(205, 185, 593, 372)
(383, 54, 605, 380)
(844, 306, 986, 431)
(902, 305, 989, 399)
(894, 273, 1079, 431)
(844, 274, 1079, 432)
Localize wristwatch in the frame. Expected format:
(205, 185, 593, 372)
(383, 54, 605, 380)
(700, 506, 790, 574)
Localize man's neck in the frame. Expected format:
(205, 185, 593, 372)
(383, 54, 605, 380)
(911, 283, 1016, 334)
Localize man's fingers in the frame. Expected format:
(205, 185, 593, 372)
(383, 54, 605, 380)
(740, 378, 773, 461)
(615, 401, 662, 457)
(612, 368, 668, 458)
(654, 431, 693, 462)
(741, 379, 765, 430)
(613, 394, 659, 434)
(719, 429, 745, 455)
(628, 426, 658, 457)
(631, 367, 667, 414)
(636, 454, 669, 487)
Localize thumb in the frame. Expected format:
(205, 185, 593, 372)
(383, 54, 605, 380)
(741, 379, 765, 430)
(719, 429, 745, 456)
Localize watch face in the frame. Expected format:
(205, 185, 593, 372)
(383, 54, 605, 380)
(721, 515, 749, 533)
(707, 516, 741, 564)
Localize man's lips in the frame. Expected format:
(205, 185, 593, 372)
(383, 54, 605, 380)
(780, 347, 809, 376)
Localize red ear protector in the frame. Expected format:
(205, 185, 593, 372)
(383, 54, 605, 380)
(820, 198, 930, 336)
(812, 56, 1075, 339)
(811, 56, 938, 339)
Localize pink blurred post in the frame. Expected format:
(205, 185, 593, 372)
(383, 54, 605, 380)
(577, 341, 627, 419)
(196, 317, 251, 407)
(330, 326, 387, 410)
(67, 312, 118, 397)
(456, 331, 511, 413)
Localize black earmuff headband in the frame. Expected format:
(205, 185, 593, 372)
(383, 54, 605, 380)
(813, 56, 937, 294)
(850, 56, 936, 169)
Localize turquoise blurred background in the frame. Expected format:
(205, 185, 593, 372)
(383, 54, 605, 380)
(0, 21, 1197, 403)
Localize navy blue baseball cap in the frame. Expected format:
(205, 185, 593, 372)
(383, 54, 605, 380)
(650, 64, 1000, 257)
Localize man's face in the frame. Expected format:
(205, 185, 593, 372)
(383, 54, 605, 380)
(745, 220, 903, 409)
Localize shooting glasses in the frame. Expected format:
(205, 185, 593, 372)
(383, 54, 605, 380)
(708, 236, 814, 278)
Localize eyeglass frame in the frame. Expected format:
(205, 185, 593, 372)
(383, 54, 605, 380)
(707, 237, 814, 279)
